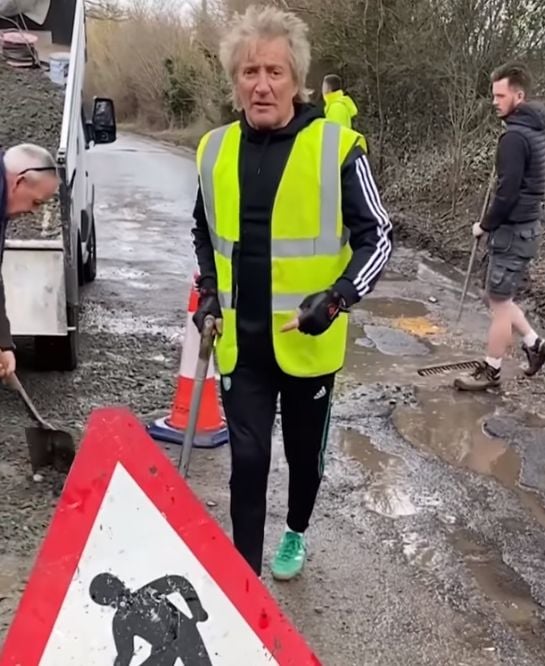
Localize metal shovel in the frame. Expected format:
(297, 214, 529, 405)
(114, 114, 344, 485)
(5, 373, 76, 474)
(178, 315, 216, 478)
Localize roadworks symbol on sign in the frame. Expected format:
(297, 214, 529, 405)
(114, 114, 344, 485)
(0, 408, 320, 666)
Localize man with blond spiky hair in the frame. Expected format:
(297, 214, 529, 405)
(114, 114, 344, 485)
(191, 5, 392, 580)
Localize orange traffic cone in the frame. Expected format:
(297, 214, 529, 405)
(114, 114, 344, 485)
(148, 276, 229, 449)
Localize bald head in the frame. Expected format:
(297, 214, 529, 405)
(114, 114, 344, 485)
(4, 143, 56, 175)
(3, 143, 59, 217)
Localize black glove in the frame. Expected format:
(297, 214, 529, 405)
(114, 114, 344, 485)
(297, 289, 348, 336)
(193, 287, 222, 333)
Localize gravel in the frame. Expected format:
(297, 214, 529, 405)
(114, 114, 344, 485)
(0, 58, 64, 240)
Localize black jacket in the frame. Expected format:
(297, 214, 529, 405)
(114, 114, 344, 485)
(0, 158, 12, 350)
(483, 101, 545, 231)
(191, 103, 393, 342)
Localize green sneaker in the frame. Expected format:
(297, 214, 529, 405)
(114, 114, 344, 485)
(271, 531, 306, 581)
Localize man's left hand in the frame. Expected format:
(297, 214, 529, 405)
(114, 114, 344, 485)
(281, 289, 348, 335)
(472, 222, 485, 238)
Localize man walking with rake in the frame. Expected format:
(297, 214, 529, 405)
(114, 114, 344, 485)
(456, 63, 545, 391)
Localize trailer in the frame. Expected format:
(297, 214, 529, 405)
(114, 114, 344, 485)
(0, 0, 116, 370)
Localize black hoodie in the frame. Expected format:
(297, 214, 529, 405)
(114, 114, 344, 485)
(482, 101, 545, 231)
(191, 103, 392, 355)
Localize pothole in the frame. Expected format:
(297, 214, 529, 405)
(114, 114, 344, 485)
(359, 297, 429, 319)
(334, 428, 417, 517)
(345, 322, 472, 385)
(393, 388, 545, 528)
(451, 530, 545, 639)
(355, 325, 431, 357)
(392, 388, 506, 474)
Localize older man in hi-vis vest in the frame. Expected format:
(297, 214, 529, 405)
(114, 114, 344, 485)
(191, 5, 393, 580)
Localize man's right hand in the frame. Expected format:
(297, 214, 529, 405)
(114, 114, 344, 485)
(0, 350, 15, 379)
(193, 288, 223, 335)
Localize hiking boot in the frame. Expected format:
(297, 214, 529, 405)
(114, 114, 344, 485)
(522, 338, 545, 376)
(454, 361, 501, 391)
(271, 531, 306, 581)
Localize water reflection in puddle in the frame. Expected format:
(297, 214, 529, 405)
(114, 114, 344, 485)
(393, 388, 545, 528)
(392, 389, 506, 474)
(402, 531, 444, 570)
(335, 428, 417, 517)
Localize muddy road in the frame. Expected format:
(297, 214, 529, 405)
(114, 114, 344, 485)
(1, 134, 545, 665)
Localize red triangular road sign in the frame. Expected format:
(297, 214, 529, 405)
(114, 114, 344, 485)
(1, 408, 321, 665)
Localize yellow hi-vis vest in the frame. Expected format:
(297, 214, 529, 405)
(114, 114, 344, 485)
(196, 118, 366, 378)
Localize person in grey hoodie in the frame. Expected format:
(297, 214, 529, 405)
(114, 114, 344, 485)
(0, 144, 59, 379)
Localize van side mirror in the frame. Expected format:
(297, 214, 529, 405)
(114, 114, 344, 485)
(92, 97, 116, 144)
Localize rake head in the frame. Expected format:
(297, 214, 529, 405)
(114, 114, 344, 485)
(417, 360, 481, 377)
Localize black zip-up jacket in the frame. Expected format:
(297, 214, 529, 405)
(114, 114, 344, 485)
(482, 101, 545, 232)
(191, 103, 393, 346)
(0, 158, 13, 350)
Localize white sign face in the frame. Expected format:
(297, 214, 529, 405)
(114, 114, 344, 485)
(39, 463, 279, 666)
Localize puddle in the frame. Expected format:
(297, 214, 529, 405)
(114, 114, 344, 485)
(393, 389, 508, 475)
(452, 530, 544, 637)
(393, 389, 545, 529)
(359, 297, 429, 319)
(485, 413, 545, 497)
(345, 320, 473, 385)
(358, 325, 430, 357)
(334, 428, 417, 517)
(338, 428, 397, 471)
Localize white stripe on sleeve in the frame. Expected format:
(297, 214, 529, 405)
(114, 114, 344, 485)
(353, 156, 392, 296)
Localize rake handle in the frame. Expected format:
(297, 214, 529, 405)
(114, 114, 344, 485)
(456, 166, 496, 323)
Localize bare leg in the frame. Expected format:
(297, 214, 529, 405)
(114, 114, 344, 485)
(510, 301, 533, 338)
(487, 297, 513, 359)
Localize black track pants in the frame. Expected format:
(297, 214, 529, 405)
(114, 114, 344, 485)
(220, 353, 335, 576)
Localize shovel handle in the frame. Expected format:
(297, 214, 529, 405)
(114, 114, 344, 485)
(178, 315, 216, 477)
(5, 373, 53, 430)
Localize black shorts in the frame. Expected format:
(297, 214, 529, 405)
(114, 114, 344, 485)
(485, 222, 541, 300)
